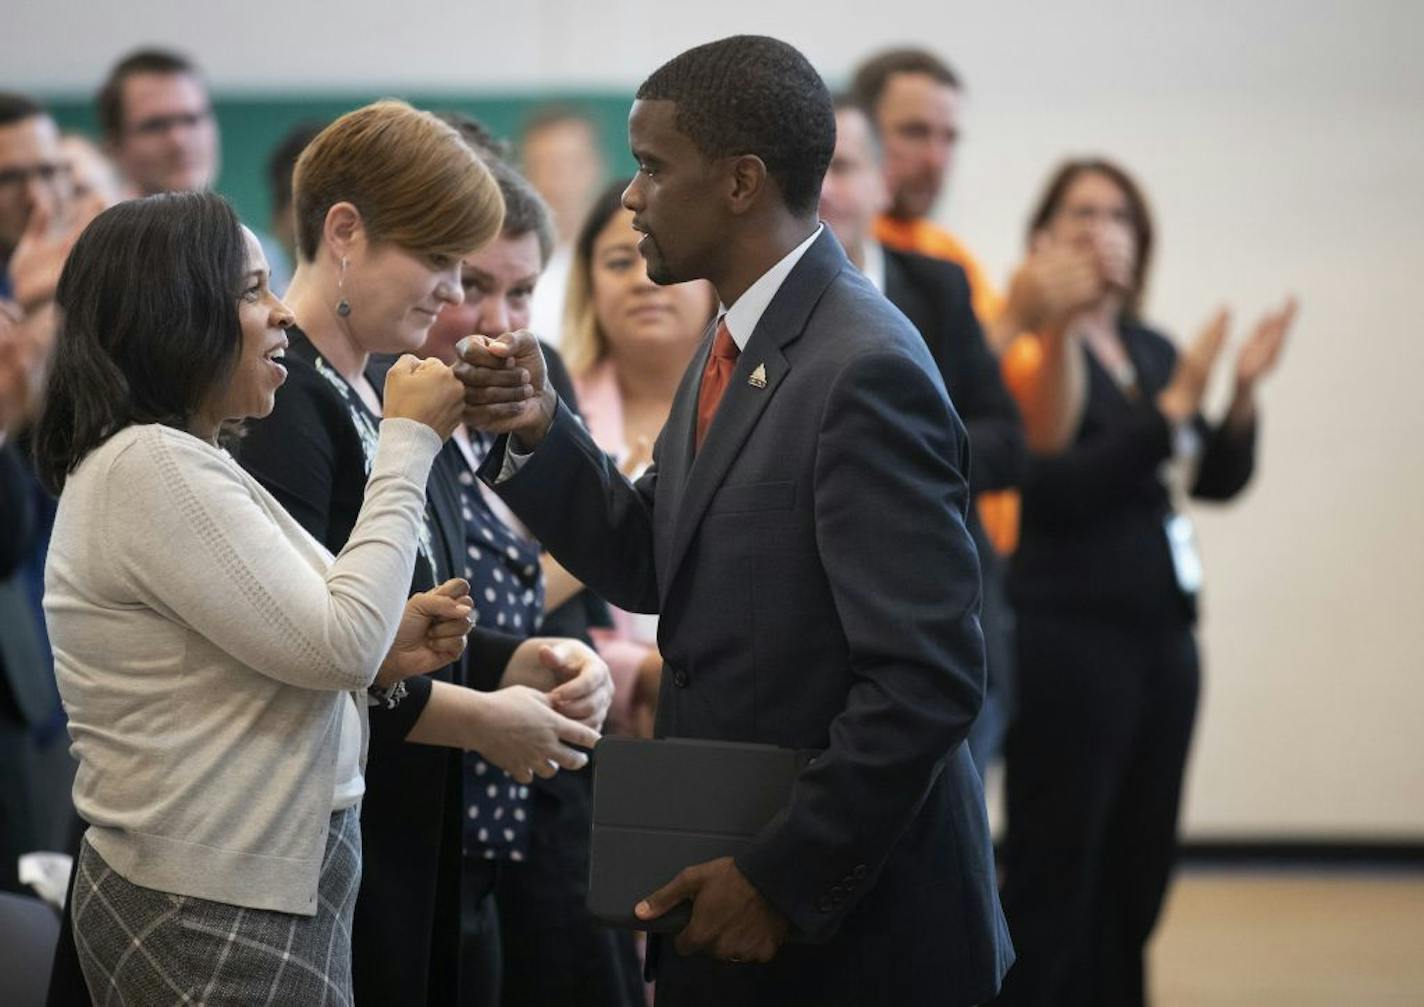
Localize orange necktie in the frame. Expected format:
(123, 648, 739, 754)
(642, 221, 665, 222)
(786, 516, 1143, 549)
(695, 319, 740, 450)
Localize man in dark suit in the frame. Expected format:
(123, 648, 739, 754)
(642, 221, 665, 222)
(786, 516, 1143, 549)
(820, 96, 1024, 773)
(459, 35, 1013, 1006)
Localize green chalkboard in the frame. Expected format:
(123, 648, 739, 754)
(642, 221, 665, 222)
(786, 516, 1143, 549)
(44, 91, 639, 232)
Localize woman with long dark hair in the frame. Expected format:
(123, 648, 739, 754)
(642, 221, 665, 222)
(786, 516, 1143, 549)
(37, 190, 471, 1003)
(997, 159, 1294, 1006)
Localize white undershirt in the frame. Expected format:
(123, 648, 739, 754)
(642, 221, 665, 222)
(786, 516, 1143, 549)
(331, 694, 365, 810)
(716, 224, 824, 351)
(859, 238, 886, 293)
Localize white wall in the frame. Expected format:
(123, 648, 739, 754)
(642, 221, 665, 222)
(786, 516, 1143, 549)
(6, 0, 1422, 838)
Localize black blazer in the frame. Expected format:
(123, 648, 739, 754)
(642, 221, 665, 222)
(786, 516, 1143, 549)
(882, 245, 1024, 499)
(1010, 321, 1256, 623)
(483, 230, 1013, 1006)
(0, 444, 52, 728)
(238, 335, 520, 1006)
(0, 443, 33, 578)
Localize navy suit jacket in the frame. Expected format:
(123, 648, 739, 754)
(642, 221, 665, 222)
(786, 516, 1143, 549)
(882, 244, 1024, 499)
(482, 230, 1013, 1005)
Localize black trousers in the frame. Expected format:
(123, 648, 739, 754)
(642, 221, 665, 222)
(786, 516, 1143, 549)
(493, 766, 644, 1007)
(460, 857, 503, 1007)
(0, 701, 36, 895)
(996, 608, 1199, 1007)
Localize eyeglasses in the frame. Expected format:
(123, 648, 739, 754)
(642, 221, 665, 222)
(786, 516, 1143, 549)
(128, 110, 212, 138)
(0, 161, 70, 195)
(1061, 204, 1134, 227)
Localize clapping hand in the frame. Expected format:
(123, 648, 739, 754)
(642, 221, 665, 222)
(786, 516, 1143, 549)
(1157, 308, 1231, 424)
(1006, 238, 1104, 336)
(501, 637, 614, 732)
(1235, 296, 1297, 394)
(0, 312, 34, 434)
(376, 579, 475, 686)
(10, 189, 104, 316)
(1156, 298, 1297, 430)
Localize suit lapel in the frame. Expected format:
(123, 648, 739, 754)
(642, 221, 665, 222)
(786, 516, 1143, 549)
(426, 445, 466, 583)
(660, 229, 847, 594)
(649, 318, 713, 581)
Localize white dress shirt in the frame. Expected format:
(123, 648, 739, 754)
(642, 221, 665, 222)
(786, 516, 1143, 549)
(503, 224, 824, 477)
(858, 238, 886, 294)
(717, 224, 824, 350)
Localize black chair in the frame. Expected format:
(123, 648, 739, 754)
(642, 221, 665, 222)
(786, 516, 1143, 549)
(0, 890, 61, 1007)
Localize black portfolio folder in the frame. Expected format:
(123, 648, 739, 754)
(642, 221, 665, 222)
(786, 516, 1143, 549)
(588, 736, 815, 933)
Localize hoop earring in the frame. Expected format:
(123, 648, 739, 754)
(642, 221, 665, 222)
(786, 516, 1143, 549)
(336, 257, 351, 317)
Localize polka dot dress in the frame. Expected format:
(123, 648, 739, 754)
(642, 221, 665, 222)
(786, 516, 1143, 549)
(458, 437, 546, 860)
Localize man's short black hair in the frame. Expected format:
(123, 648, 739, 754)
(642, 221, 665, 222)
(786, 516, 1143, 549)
(97, 48, 202, 140)
(266, 120, 326, 216)
(0, 92, 46, 129)
(636, 35, 834, 216)
(849, 48, 961, 117)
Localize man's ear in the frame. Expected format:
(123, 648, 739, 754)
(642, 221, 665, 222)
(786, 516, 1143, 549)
(323, 201, 366, 261)
(726, 155, 769, 216)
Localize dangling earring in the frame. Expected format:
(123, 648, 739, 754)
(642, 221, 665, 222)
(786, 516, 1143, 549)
(336, 256, 351, 317)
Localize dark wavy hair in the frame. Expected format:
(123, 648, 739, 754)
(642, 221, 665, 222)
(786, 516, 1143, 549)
(34, 191, 247, 493)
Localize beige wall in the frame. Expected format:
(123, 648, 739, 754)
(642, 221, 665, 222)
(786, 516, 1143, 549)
(6, 0, 1421, 837)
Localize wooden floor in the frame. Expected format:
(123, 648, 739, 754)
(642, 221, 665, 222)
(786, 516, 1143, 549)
(1148, 868, 1424, 1005)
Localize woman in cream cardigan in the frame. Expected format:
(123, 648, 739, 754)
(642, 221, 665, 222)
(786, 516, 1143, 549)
(35, 190, 485, 1005)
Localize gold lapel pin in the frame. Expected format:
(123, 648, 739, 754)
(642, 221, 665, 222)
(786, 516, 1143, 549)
(748, 363, 768, 389)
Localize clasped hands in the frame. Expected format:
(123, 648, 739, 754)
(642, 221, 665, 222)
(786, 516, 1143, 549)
(381, 580, 622, 705)
(375, 579, 614, 783)
(452, 331, 557, 447)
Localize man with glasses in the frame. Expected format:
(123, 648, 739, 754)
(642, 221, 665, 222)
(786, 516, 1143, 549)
(0, 93, 72, 302)
(0, 93, 83, 908)
(97, 48, 219, 197)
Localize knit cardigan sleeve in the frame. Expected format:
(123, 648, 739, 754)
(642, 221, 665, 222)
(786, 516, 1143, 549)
(100, 420, 442, 691)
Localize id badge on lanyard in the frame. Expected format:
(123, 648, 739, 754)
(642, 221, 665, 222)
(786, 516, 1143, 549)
(1163, 512, 1203, 595)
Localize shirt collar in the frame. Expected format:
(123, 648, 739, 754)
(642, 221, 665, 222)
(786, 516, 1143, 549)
(860, 239, 886, 293)
(718, 224, 823, 352)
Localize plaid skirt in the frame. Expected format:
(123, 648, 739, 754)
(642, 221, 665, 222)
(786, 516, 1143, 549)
(71, 806, 361, 1007)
